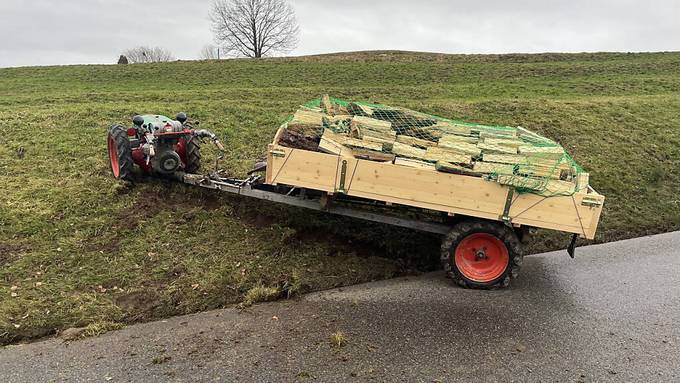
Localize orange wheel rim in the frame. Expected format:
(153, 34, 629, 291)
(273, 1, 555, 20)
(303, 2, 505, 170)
(454, 233, 509, 283)
(108, 136, 120, 178)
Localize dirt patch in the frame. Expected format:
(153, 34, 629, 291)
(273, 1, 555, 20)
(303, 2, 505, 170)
(0, 243, 24, 265)
(84, 187, 224, 254)
(114, 194, 176, 231)
(114, 187, 226, 229)
(114, 290, 165, 322)
(291, 228, 380, 259)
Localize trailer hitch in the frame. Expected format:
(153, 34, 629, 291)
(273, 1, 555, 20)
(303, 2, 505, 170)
(567, 233, 578, 258)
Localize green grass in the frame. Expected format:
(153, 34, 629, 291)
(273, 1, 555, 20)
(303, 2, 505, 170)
(1, 51, 679, 344)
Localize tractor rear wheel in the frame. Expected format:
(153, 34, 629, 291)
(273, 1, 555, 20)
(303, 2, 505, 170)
(441, 220, 523, 289)
(184, 136, 201, 173)
(107, 125, 134, 181)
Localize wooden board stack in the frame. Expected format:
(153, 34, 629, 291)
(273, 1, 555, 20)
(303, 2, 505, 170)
(279, 96, 588, 195)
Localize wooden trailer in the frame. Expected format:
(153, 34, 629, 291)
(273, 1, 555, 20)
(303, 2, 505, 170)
(266, 131, 604, 240)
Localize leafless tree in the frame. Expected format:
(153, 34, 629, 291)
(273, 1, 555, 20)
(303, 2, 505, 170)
(122, 46, 175, 64)
(209, 0, 299, 58)
(199, 44, 221, 60)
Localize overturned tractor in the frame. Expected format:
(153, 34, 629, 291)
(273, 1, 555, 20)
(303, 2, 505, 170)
(107, 113, 224, 180)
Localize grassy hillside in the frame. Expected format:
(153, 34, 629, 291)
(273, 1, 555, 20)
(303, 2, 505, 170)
(1, 51, 679, 344)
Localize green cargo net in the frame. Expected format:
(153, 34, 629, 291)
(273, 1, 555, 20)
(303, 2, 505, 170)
(278, 95, 589, 197)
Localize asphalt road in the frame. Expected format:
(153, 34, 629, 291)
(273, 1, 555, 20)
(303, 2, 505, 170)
(2, 232, 679, 383)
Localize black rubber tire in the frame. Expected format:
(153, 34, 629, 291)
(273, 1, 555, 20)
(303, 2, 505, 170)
(107, 125, 134, 181)
(184, 135, 201, 174)
(440, 220, 523, 289)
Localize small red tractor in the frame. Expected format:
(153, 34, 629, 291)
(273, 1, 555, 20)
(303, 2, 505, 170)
(107, 113, 224, 180)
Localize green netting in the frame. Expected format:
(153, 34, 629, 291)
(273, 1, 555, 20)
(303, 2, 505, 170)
(278, 96, 588, 197)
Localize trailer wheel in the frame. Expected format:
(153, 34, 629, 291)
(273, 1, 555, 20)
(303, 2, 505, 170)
(107, 125, 134, 181)
(183, 136, 201, 173)
(441, 220, 523, 289)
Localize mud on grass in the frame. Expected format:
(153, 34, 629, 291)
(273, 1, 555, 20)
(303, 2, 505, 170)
(1, 51, 680, 344)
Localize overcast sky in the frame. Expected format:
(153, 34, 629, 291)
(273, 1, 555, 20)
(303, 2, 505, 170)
(0, 0, 678, 68)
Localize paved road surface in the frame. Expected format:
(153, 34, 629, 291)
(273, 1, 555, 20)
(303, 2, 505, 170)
(2, 232, 679, 382)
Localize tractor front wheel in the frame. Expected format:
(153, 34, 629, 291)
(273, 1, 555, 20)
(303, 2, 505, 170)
(441, 220, 523, 289)
(107, 125, 134, 181)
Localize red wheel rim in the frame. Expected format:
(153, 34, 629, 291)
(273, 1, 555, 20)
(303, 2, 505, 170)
(108, 136, 120, 178)
(454, 233, 509, 283)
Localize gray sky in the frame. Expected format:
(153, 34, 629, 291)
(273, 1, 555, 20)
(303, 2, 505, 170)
(0, 0, 678, 68)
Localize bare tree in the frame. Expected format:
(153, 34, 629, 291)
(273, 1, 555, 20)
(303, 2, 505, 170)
(209, 0, 299, 58)
(199, 44, 221, 60)
(122, 46, 175, 64)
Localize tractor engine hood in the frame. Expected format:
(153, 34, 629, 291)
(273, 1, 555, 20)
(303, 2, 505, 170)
(137, 115, 184, 134)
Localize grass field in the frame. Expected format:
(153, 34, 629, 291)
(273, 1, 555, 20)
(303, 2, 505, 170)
(1, 51, 679, 344)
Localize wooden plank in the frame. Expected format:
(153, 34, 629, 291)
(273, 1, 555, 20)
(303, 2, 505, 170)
(272, 125, 287, 145)
(391, 142, 427, 159)
(545, 180, 577, 195)
(424, 147, 472, 165)
(352, 116, 392, 131)
(394, 157, 436, 170)
(323, 115, 353, 123)
(518, 145, 565, 160)
(396, 135, 437, 148)
(481, 154, 526, 164)
(472, 161, 562, 179)
(477, 128, 517, 139)
(318, 134, 343, 155)
(319, 130, 357, 157)
(517, 165, 563, 179)
(482, 153, 572, 170)
(320, 129, 383, 152)
(344, 159, 509, 219)
(362, 135, 395, 145)
(437, 138, 482, 156)
(508, 191, 604, 239)
(430, 121, 472, 135)
(516, 126, 554, 144)
(483, 138, 524, 148)
(342, 138, 383, 152)
(437, 134, 479, 144)
(576, 172, 590, 193)
(266, 144, 274, 183)
(584, 192, 605, 239)
(496, 175, 576, 195)
(473, 162, 515, 174)
(516, 126, 541, 137)
(351, 148, 395, 162)
(478, 143, 518, 154)
(435, 162, 480, 177)
(267, 147, 339, 192)
(351, 116, 396, 140)
(360, 128, 396, 140)
(320, 94, 333, 115)
(292, 109, 325, 126)
(407, 127, 443, 139)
